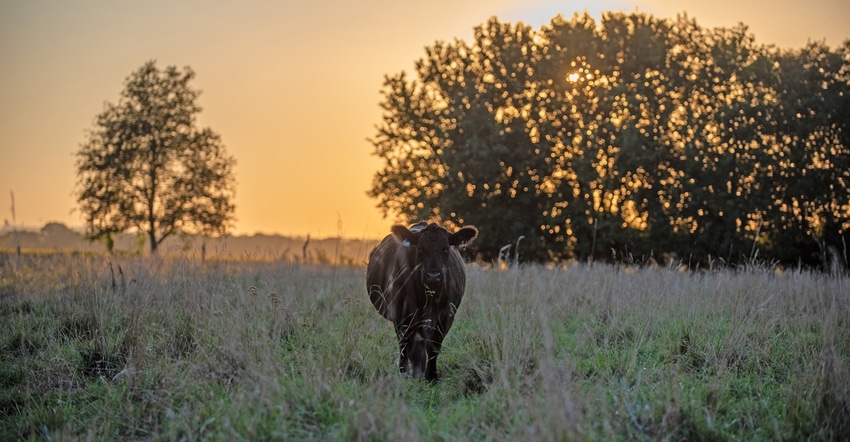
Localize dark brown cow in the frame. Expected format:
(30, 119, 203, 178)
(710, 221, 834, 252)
(366, 221, 478, 381)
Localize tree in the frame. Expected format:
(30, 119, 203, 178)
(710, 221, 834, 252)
(764, 42, 850, 266)
(76, 61, 236, 254)
(370, 12, 850, 268)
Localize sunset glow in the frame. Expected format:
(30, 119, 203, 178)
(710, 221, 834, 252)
(1, 0, 847, 240)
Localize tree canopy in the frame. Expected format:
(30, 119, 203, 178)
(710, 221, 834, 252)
(76, 61, 236, 254)
(369, 12, 850, 269)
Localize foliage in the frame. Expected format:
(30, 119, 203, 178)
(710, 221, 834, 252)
(75, 60, 236, 254)
(369, 12, 850, 267)
(1, 253, 848, 440)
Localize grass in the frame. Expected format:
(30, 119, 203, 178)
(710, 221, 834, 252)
(1, 251, 848, 440)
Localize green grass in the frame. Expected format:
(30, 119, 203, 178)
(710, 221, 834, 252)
(1, 252, 848, 440)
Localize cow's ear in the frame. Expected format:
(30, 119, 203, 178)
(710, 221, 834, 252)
(449, 226, 478, 248)
(391, 225, 419, 246)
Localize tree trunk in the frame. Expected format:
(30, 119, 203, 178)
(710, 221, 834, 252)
(149, 229, 158, 254)
(302, 234, 311, 261)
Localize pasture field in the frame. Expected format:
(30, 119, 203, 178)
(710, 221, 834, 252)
(1, 252, 848, 440)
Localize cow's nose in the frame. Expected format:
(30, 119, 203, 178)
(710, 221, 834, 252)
(425, 271, 442, 282)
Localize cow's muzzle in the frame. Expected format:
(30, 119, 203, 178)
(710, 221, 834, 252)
(424, 271, 443, 285)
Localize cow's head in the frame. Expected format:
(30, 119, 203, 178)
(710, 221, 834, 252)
(392, 223, 478, 288)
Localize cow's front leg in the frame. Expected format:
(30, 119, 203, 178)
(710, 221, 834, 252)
(423, 338, 442, 381)
(423, 325, 449, 381)
(398, 340, 410, 375)
(408, 335, 430, 379)
(396, 324, 411, 375)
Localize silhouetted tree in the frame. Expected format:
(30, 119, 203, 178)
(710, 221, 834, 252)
(761, 41, 850, 267)
(370, 12, 850, 268)
(75, 61, 236, 254)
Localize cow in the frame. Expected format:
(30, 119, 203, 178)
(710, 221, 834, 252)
(366, 221, 478, 381)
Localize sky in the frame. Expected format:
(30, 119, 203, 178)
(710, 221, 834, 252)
(1, 0, 848, 240)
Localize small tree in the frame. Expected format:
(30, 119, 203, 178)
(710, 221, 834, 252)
(75, 60, 236, 254)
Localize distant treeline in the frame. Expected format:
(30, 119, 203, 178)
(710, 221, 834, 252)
(0, 222, 380, 264)
(370, 12, 849, 270)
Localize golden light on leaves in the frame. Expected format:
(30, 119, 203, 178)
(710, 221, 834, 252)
(368, 12, 850, 265)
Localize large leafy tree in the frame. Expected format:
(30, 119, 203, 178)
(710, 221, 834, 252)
(76, 61, 236, 254)
(764, 42, 850, 265)
(371, 12, 850, 267)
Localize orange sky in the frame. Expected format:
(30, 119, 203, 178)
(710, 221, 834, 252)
(1, 0, 847, 240)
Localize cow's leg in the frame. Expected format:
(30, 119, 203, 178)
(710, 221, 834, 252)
(424, 337, 443, 381)
(420, 323, 445, 381)
(408, 334, 429, 379)
(396, 324, 410, 375)
(398, 340, 409, 375)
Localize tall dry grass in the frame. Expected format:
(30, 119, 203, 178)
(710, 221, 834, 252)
(1, 252, 847, 440)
